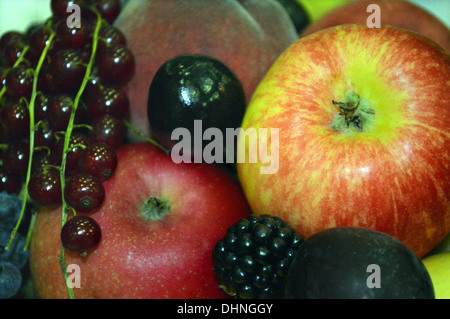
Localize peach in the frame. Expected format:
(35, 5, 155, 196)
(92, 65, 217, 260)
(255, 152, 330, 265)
(114, 0, 298, 138)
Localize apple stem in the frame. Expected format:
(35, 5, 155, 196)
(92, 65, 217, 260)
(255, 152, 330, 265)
(332, 96, 363, 130)
(331, 93, 375, 132)
(141, 197, 171, 220)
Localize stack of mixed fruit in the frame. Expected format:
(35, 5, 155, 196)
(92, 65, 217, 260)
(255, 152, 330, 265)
(0, 0, 449, 299)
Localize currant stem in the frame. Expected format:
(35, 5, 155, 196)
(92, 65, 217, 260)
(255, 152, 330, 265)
(58, 8, 103, 300)
(24, 207, 37, 250)
(5, 34, 55, 252)
(123, 120, 170, 155)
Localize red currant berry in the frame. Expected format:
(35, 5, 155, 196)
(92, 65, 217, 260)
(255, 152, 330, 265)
(93, 0, 122, 24)
(29, 25, 53, 55)
(89, 114, 125, 149)
(97, 45, 135, 88)
(55, 19, 90, 50)
(64, 173, 105, 214)
(51, 0, 86, 20)
(52, 132, 89, 176)
(28, 166, 62, 206)
(48, 94, 82, 131)
(86, 86, 129, 119)
(34, 119, 57, 149)
(30, 149, 52, 176)
(50, 49, 86, 94)
(0, 31, 26, 52)
(5, 66, 34, 99)
(3, 141, 29, 176)
(79, 142, 117, 181)
(60, 215, 102, 256)
(2, 41, 36, 67)
(97, 25, 126, 55)
(34, 93, 50, 122)
(37, 64, 59, 95)
(0, 68, 8, 90)
(83, 67, 103, 100)
(1, 99, 30, 140)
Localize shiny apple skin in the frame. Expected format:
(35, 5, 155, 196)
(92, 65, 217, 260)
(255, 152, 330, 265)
(30, 142, 252, 298)
(238, 25, 450, 258)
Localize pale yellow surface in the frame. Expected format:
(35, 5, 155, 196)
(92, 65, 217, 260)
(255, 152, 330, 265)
(422, 252, 450, 299)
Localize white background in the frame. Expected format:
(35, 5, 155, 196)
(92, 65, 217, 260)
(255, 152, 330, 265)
(0, 0, 448, 35)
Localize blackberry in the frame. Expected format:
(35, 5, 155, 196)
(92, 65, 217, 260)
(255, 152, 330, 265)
(212, 214, 303, 299)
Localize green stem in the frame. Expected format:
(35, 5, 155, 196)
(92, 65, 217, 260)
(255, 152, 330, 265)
(6, 35, 55, 252)
(58, 9, 103, 300)
(24, 207, 37, 249)
(123, 120, 170, 155)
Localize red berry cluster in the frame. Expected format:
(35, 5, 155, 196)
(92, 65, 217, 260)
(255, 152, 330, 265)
(0, 0, 133, 256)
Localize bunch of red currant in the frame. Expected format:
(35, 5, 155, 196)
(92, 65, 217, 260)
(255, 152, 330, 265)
(0, 0, 133, 260)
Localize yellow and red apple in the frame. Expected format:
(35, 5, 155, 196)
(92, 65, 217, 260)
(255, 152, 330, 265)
(237, 24, 450, 258)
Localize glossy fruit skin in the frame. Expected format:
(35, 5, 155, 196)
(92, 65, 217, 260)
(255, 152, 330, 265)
(78, 143, 118, 181)
(28, 167, 62, 207)
(64, 174, 105, 215)
(97, 45, 135, 88)
(29, 142, 252, 298)
(50, 50, 86, 94)
(285, 227, 435, 299)
(1, 100, 29, 140)
(88, 114, 125, 150)
(60, 215, 102, 254)
(147, 54, 246, 153)
(237, 25, 450, 258)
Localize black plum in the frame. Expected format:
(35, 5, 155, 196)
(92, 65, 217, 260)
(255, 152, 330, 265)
(285, 227, 435, 299)
(147, 54, 246, 162)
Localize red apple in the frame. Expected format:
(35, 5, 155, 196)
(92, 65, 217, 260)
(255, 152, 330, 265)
(237, 24, 450, 258)
(29, 142, 252, 298)
(301, 0, 450, 52)
(113, 0, 299, 139)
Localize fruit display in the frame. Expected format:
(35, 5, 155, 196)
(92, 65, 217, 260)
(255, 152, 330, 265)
(0, 0, 448, 300)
